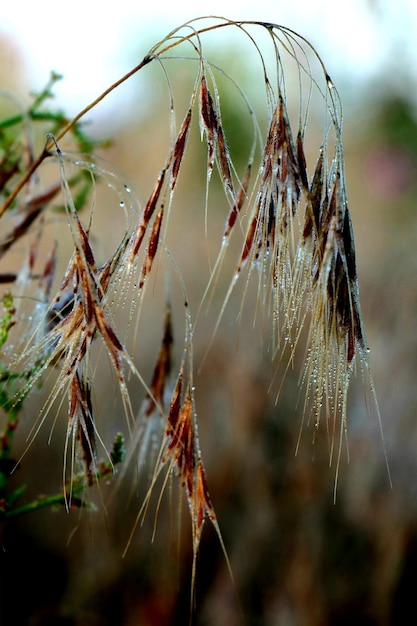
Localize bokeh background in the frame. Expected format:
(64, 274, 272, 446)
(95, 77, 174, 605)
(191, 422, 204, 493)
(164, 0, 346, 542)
(1, 2, 417, 625)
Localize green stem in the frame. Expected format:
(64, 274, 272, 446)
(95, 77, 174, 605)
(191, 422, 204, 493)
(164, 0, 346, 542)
(4, 490, 82, 518)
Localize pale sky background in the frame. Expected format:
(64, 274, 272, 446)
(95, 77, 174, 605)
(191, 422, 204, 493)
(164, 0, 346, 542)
(2, 0, 417, 122)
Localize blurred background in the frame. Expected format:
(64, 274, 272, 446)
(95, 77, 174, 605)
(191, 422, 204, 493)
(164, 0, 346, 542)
(1, 2, 417, 625)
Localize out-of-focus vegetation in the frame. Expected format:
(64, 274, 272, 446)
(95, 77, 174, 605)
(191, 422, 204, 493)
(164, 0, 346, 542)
(1, 19, 417, 626)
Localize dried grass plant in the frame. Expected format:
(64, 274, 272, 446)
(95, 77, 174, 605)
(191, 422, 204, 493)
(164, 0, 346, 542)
(0, 16, 391, 620)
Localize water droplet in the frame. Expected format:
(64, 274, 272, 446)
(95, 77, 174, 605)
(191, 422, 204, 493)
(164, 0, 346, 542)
(326, 74, 334, 89)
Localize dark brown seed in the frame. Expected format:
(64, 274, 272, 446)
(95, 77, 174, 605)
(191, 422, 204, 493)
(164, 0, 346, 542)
(239, 208, 259, 270)
(224, 163, 251, 237)
(139, 206, 163, 289)
(144, 305, 173, 417)
(171, 108, 192, 190)
(131, 169, 166, 259)
(297, 131, 309, 193)
(216, 122, 234, 195)
(200, 76, 218, 137)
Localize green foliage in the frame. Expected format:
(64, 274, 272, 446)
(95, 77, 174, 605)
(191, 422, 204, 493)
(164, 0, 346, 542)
(0, 77, 123, 522)
(0, 71, 109, 211)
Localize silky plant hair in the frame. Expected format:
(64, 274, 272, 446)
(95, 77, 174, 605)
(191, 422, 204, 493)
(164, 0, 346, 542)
(0, 16, 390, 605)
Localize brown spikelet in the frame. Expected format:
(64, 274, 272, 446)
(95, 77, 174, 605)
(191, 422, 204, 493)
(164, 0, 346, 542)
(224, 162, 251, 239)
(236, 95, 301, 309)
(13, 145, 140, 491)
(199, 74, 217, 171)
(143, 169, 166, 224)
(171, 108, 192, 191)
(77, 252, 95, 328)
(233, 107, 280, 274)
(77, 219, 98, 276)
(302, 148, 324, 240)
(297, 130, 309, 194)
(238, 203, 260, 273)
(129, 169, 166, 261)
(67, 367, 97, 488)
(162, 381, 220, 602)
(127, 302, 173, 468)
(163, 385, 192, 468)
(216, 120, 234, 197)
(138, 205, 163, 290)
(144, 303, 173, 418)
(276, 96, 302, 216)
(295, 152, 373, 496)
(199, 74, 234, 197)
